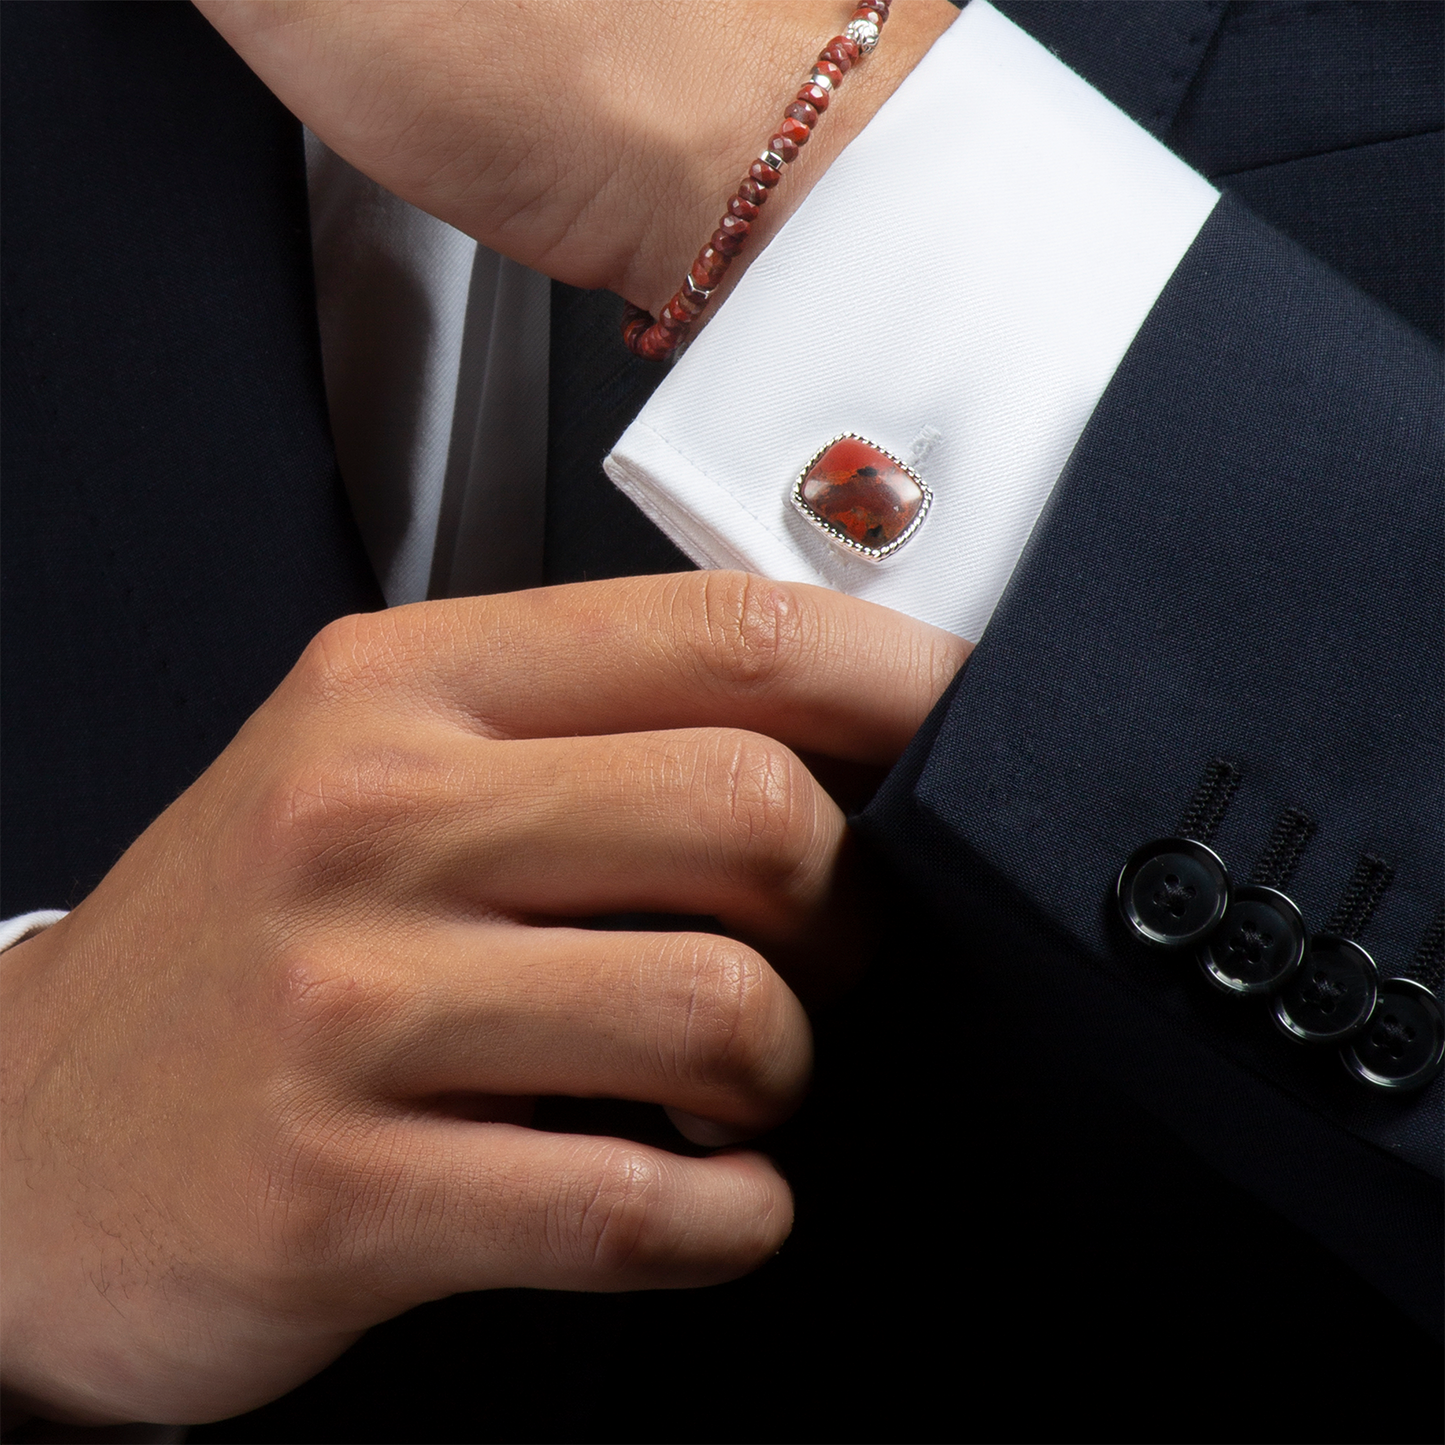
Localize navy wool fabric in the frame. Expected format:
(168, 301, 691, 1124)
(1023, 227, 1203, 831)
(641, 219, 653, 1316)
(1, 2, 381, 913)
(862, 195, 1443, 1325)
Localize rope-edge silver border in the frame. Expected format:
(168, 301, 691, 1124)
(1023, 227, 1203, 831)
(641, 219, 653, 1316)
(790, 432, 933, 562)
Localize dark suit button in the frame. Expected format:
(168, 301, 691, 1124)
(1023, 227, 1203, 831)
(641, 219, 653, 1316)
(1117, 838, 1229, 948)
(1198, 885, 1305, 996)
(1272, 934, 1378, 1043)
(1341, 978, 1445, 1092)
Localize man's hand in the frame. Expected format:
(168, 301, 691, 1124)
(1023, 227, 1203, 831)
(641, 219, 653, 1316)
(1, 573, 967, 1427)
(195, 0, 959, 319)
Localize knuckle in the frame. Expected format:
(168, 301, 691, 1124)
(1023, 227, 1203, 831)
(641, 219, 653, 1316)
(695, 571, 803, 693)
(259, 1102, 412, 1280)
(569, 1146, 666, 1276)
(292, 613, 383, 699)
(675, 936, 779, 1093)
(708, 731, 822, 895)
(268, 941, 406, 1048)
(291, 609, 419, 703)
(242, 745, 436, 896)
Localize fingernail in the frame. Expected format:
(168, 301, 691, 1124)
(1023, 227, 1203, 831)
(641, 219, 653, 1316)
(664, 1106, 755, 1148)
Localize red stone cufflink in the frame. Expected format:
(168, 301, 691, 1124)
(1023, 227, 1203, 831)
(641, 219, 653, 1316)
(791, 434, 931, 561)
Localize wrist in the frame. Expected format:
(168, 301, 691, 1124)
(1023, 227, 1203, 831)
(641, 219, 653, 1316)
(625, 0, 959, 322)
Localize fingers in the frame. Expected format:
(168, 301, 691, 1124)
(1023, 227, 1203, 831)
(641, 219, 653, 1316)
(358, 1123, 793, 1301)
(304, 572, 969, 766)
(422, 728, 848, 944)
(339, 924, 812, 1139)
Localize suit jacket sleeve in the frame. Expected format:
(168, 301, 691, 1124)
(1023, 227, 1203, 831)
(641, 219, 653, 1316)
(859, 190, 1443, 1330)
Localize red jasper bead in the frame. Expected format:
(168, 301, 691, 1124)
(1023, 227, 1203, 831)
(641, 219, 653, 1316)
(749, 159, 782, 187)
(711, 229, 744, 257)
(691, 247, 730, 289)
(785, 101, 819, 129)
(738, 178, 771, 205)
(670, 288, 704, 318)
(769, 134, 799, 163)
(819, 41, 853, 73)
(621, 304, 651, 349)
(778, 116, 811, 147)
(812, 60, 845, 88)
(718, 213, 750, 241)
(728, 194, 761, 222)
(853, 7, 885, 25)
(798, 82, 831, 112)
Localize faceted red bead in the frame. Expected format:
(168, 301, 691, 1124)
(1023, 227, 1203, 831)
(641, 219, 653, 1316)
(670, 288, 704, 318)
(798, 437, 925, 550)
(639, 330, 679, 361)
(812, 60, 844, 89)
(798, 82, 830, 112)
(738, 178, 771, 205)
(768, 134, 799, 164)
(784, 101, 819, 129)
(621, 303, 652, 351)
(819, 41, 853, 73)
(718, 213, 750, 241)
(711, 228, 744, 257)
(659, 302, 691, 329)
(853, 7, 885, 26)
(749, 159, 782, 187)
(691, 247, 730, 290)
(728, 194, 761, 222)
(778, 117, 811, 148)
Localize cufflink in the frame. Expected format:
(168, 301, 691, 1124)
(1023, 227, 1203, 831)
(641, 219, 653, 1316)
(791, 434, 931, 560)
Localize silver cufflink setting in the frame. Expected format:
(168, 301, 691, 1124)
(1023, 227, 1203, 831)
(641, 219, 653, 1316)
(790, 433, 931, 561)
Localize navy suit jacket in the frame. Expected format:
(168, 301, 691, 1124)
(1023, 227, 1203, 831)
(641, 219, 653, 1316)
(868, 0, 1444, 1319)
(3, 3, 1440, 1440)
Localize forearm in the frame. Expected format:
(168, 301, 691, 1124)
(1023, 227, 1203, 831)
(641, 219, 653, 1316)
(196, 0, 959, 317)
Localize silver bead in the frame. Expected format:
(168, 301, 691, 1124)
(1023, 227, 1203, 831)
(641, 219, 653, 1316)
(760, 148, 785, 170)
(844, 17, 880, 52)
(809, 67, 835, 91)
(683, 275, 713, 302)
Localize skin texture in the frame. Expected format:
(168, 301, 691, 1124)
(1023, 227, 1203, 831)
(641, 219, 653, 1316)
(195, 0, 961, 317)
(2, 574, 970, 1425)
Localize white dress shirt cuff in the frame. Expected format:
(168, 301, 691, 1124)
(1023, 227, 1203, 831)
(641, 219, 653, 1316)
(605, 0, 1219, 641)
(0, 909, 67, 953)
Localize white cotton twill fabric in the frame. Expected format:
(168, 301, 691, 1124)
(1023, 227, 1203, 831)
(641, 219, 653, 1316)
(304, 130, 477, 606)
(304, 135, 550, 609)
(605, 1, 1220, 642)
(0, 910, 67, 953)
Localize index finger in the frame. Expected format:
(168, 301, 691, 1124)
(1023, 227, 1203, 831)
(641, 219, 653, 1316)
(325, 571, 970, 765)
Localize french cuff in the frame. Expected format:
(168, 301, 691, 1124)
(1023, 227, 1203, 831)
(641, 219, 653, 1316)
(605, 0, 1220, 642)
(0, 910, 67, 953)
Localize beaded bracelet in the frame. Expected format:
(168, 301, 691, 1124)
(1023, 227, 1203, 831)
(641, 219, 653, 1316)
(622, 2, 890, 361)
